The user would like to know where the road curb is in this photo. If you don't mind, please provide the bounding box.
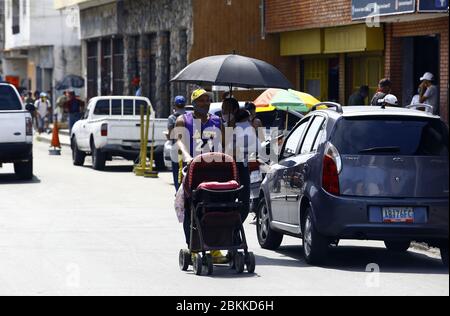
[35,135,71,148]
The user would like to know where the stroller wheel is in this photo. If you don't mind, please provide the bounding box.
[205,254,214,275]
[179,249,191,271]
[227,251,235,269]
[246,252,256,274]
[193,253,203,276]
[234,252,245,274]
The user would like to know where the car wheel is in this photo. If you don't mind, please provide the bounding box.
[72,138,86,166]
[440,245,448,266]
[384,241,411,253]
[302,207,330,265]
[91,141,106,171]
[256,199,283,250]
[14,157,33,180]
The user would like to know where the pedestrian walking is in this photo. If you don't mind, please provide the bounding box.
[371,79,392,106]
[132,76,142,97]
[168,95,187,192]
[24,92,34,105]
[34,93,51,134]
[222,98,259,225]
[56,90,69,123]
[25,98,36,118]
[173,88,226,263]
[418,72,439,115]
[175,89,222,163]
[34,91,41,102]
[245,102,265,143]
[24,92,37,130]
[348,85,369,106]
[64,91,84,133]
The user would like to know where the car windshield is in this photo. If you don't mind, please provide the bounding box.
[0,85,22,111]
[331,116,449,156]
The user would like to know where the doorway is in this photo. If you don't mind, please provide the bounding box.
[401,35,440,107]
[301,57,339,102]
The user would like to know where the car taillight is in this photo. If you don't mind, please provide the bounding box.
[322,142,342,196]
[26,117,33,136]
[101,123,108,137]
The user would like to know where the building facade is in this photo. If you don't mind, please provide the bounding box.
[266,0,449,122]
[3,0,82,100]
[55,0,296,118]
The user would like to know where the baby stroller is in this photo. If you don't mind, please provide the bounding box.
[179,152,256,276]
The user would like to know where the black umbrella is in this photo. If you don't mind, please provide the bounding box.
[55,74,85,90]
[171,54,292,90]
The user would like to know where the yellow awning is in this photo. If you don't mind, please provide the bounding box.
[281,29,323,56]
[324,24,384,54]
[281,24,384,56]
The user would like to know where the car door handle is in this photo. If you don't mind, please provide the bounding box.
[286,195,299,201]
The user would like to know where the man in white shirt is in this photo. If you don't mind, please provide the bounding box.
[35,93,51,134]
[419,72,439,115]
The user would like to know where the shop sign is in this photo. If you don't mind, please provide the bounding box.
[352,0,416,20]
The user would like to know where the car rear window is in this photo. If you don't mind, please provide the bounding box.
[135,100,149,115]
[112,99,122,115]
[0,85,22,111]
[331,116,449,156]
[123,99,134,115]
[94,100,110,115]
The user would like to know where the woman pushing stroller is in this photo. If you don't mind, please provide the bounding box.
[173,89,256,274]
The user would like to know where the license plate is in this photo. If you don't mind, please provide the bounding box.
[382,207,415,223]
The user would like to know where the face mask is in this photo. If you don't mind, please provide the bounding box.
[194,105,209,115]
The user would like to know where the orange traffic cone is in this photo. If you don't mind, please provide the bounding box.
[49,118,62,156]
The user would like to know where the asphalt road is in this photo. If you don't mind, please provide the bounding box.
[0,140,448,296]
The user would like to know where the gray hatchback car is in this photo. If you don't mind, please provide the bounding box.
[257,103,449,265]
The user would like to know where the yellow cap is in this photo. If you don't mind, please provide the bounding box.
[191,89,208,103]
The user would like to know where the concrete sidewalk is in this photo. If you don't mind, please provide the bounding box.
[35,127,71,148]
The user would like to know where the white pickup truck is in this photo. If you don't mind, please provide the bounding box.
[0,83,33,180]
[70,96,168,171]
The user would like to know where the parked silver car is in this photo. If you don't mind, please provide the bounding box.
[257,103,449,266]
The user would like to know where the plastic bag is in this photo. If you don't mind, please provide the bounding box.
[174,183,185,223]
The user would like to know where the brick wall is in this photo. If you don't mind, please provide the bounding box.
[191,0,298,91]
[386,17,449,123]
[265,0,352,33]
[384,23,403,105]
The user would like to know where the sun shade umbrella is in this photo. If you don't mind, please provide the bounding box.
[288,89,321,109]
[171,54,293,90]
[55,74,85,90]
[254,89,320,130]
